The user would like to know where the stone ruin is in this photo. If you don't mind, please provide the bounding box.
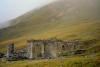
[26,39,83,59]
[6,43,15,60]
[6,39,84,60]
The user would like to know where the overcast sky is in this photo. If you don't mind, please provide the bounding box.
[0,0,55,24]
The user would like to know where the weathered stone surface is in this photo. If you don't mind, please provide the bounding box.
[27,39,82,59]
[6,39,83,60]
[6,43,15,60]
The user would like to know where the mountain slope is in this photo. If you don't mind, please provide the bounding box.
[0,0,100,52]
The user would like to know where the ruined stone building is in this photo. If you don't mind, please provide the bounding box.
[27,39,59,59]
[6,43,15,59]
[26,39,82,59]
[17,48,28,59]
[6,39,83,60]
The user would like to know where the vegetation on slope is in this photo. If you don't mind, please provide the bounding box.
[0,0,100,53]
[0,56,100,67]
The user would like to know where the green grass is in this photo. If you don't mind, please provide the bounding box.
[0,56,100,67]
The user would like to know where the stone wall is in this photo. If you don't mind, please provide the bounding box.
[6,39,83,60]
[6,43,15,59]
[27,39,82,59]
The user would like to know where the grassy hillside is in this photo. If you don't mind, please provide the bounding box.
[0,56,100,67]
[0,0,100,52]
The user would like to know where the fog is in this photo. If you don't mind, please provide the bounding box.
[0,0,56,28]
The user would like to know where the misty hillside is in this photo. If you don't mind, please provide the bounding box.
[0,0,100,52]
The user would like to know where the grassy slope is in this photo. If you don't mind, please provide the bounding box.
[0,56,100,67]
[0,0,100,67]
[0,0,100,52]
